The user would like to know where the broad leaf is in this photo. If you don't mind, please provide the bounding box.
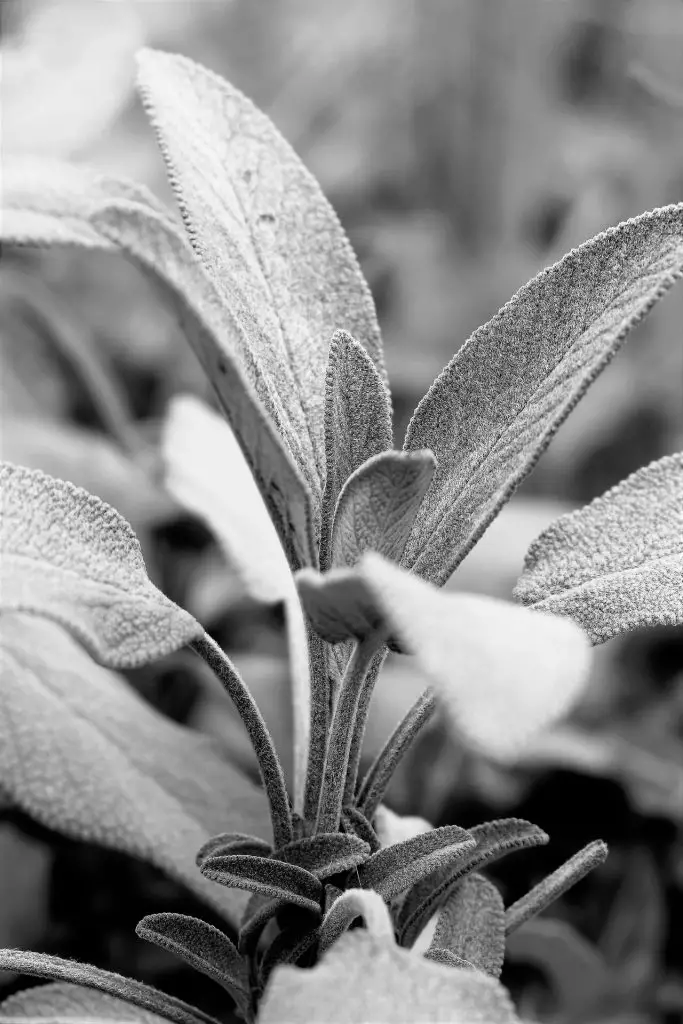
[258,931,521,1023]
[0,951,218,1024]
[514,453,683,642]
[137,48,385,516]
[403,203,683,586]
[0,462,200,667]
[0,983,170,1022]
[298,553,591,758]
[201,854,323,915]
[429,874,505,978]
[320,330,393,568]
[0,613,270,921]
[356,825,475,900]
[2,158,316,571]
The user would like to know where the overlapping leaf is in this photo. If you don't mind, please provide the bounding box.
[428,874,505,978]
[403,203,683,586]
[514,453,683,642]
[0,983,171,1023]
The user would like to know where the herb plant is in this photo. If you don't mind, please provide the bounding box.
[1,48,682,1023]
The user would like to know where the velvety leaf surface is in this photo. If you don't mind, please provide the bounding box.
[357,825,475,900]
[2,158,316,572]
[277,833,370,878]
[403,203,683,586]
[201,854,323,915]
[330,450,436,569]
[195,832,272,866]
[0,613,270,921]
[259,931,521,1023]
[0,462,200,668]
[320,330,393,568]
[430,874,505,978]
[137,48,385,514]
[514,453,683,643]
[0,983,171,1022]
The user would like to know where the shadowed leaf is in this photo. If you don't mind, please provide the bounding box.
[403,203,683,586]
[515,453,683,643]
[319,889,396,956]
[277,833,371,879]
[0,983,171,1022]
[0,462,200,668]
[259,923,321,989]
[202,854,323,915]
[357,825,474,900]
[429,874,505,978]
[238,895,288,957]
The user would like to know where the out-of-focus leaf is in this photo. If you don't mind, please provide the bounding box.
[258,930,521,1023]
[0,613,270,922]
[0,951,218,1024]
[298,553,591,759]
[403,204,683,586]
[320,329,393,568]
[429,874,505,978]
[515,453,683,643]
[0,982,171,1022]
[136,48,386,520]
[319,889,395,955]
[372,805,433,847]
[0,461,200,668]
[0,825,51,955]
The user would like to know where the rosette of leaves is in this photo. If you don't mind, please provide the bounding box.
[1,47,683,1023]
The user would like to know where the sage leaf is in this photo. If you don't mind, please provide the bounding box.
[277,833,371,879]
[137,48,385,515]
[330,450,436,569]
[0,613,270,922]
[201,854,323,915]
[429,874,505,978]
[340,806,381,853]
[357,825,475,900]
[403,203,683,586]
[0,462,200,668]
[424,950,474,969]
[135,914,249,1009]
[371,805,433,848]
[320,330,393,569]
[2,158,316,572]
[0,950,218,1024]
[0,983,171,1022]
[258,923,321,988]
[514,453,683,643]
[319,889,396,956]
[238,895,289,957]
[258,931,521,1023]
[195,833,272,866]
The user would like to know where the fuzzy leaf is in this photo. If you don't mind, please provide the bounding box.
[277,833,371,879]
[201,854,323,915]
[195,833,272,866]
[403,203,683,586]
[0,950,218,1024]
[400,818,549,948]
[2,158,316,572]
[238,895,289,957]
[319,889,396,956]
[429,874,505,978]
[259,931,521,1023]
[136,48,385,517]
[357,825,474,901]
[424,950,474,969]
[0,613,270,922]
[135,913,248,1009]
[372,805,433,848]
[514,453,683,643]
[0,462,200,668]
[300,553,591,757]
[340,807,381,853]
[320,329,393,568]
[330,450,436,570]
[0,983,171,1022]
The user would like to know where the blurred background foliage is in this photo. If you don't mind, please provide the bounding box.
[1,1,682,1021]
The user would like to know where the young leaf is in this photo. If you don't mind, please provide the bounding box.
[320,330,393,569]
[135,913,249,1009]
[514,453,683,643]
[2,159,316,572]
[429,874,505,979]
[0,950,218,1024]
[258,931,521,1023]
[136,48,385,514]
[319,889,396,956]
[195,833,272,866]
[330,450,436,570]
[424,950,474,969]
[356,825,475,901]
[277,833,371,879]
[403,203,683,586]
[0,462,200,668]
[201,854,323,916]
[0,983,172,1022]
[340,806,381,853]
[371,805,433,848]
[0,613,270,922]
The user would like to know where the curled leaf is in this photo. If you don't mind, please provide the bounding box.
[0,982,171,1022]
[195,832,272,867]
[201,854,323,916]
[515,453,683,643]
[277,833,371,879]
[357,824,475,900]
[319,889,396,956]
[429,874,505,978]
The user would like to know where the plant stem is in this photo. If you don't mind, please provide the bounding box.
[192,634,293,849]
[341,646,386,808]
[302,631,334,822]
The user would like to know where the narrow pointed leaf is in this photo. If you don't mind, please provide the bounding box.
[319,889,396,956]
[137,48,385,515]
[424,950,474,969]
[515,453,683,643]
[404,203,683,586]
[0,950,218,1024]
[330,450,436,571]
[196,833,272,866]
[320,330,393,569]
[0,462,200,668]
[259,931,521,1023]
[135,913,248,1008]
[0,613,269,922]
[2,158,316,571]
[0,983,171,1022]
[357,825,475,901]
[506,840,608,934]
[202,854,323,915]
[277,834,370,879]
[429,874,505,978]
[340,806,381,853]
